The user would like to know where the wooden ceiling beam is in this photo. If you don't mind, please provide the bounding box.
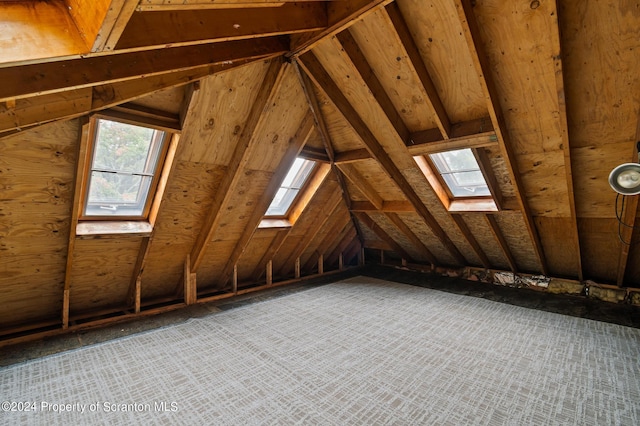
[0,61,257,135]
[217,111,315,287]
[454,0,548,274]
[486,214,517,273]
[384,212,438,265]
[115,4,327,50]
[451,214,491,269]
[385,2,451,138]
[298,52,467,265]
[616,115,640,286]
[336,29,410,144]
[350,200,415,212]
[336,163,384,210]
[190,57,288,271]
[0,36,289,103]
[354,212,414,262]
[549,5,583,282]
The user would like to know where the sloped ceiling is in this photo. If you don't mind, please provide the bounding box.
[0,0,639,342]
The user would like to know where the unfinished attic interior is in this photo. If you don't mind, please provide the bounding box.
[1,0,640,347]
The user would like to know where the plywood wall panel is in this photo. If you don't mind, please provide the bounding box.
[349,9,438,132]
[0,120,78,328]
[196,240,240,291]
[352,159,406,201]
[535,216,580,279]
[397,212,456,266]
[179,61,269,165]
[141,161,226,300]
[237,228,281,283]
[396,0,487,123]
[70,237,142,315]
[132,86,186,115]
[316,89,367,153]
[578,218,619,283]
[460,213,510,271]
[560,1,640,149]
[494,212,540,274]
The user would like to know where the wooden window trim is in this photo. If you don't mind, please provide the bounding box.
[414,148,501,212]
[76,110,179,235]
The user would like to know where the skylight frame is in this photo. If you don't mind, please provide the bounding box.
[264,157,318,219]
[428,149,492,199]
[80,116,172,221]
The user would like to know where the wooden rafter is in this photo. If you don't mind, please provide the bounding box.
[350,200,414,212]
[216,111,315,286]
[354,212,414,262]
[616,114,640,286]
[454,0,548,274]
[298,51,467,265]
[384,2,451,138]
[451,214,491,269]
[384,212,438,265]
[486,214,517,273]
[116,4,327,50]
[190,58,288,271]
[335,29,410,143]
[336,163,384,210]
[0,37,288,103]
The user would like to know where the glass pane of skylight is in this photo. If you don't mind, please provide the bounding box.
[429,149,490,198]
[84,119,166,217]
[265,158,315,216]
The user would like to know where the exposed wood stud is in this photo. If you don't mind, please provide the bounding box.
[251,229,290,282]
[134,276,142,314]
[127,236,152,308]
[184,254,197,305]
[233,264,238,294]
[318,254,324,274]
[302,212,351,274]
[295,257,301,279]
[266,260,273,285]
[616,114,640,286]
[360,247,366,266]
[339,253,344,270]
[62,119,92,329]
[486,214,517,273]
[384,212,438,265]
[298,52,467,265]
[451,214,491,269]
[454,0,547,274]
[190,57,288,271]
[384,2,451,138]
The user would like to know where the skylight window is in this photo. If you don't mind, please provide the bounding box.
[429,149,490,198]
[83,118,168,218]
[265,158,316,217]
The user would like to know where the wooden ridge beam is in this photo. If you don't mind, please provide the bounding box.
[454,0,547,274]
[451,214,491,269]
[217,111,315,286]
[190,57,288,271]
[116,3,327,50]
[486,214,517,273]
[298,52,466,265]
[616,115,640,286]
[0,36,289,102]
[354,212,414,262]
[384,212,438,265]
[385,2,451,138]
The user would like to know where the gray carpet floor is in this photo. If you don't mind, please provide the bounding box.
[1,276,639,425]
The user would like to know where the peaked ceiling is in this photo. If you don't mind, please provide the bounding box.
[1,0,639,343]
